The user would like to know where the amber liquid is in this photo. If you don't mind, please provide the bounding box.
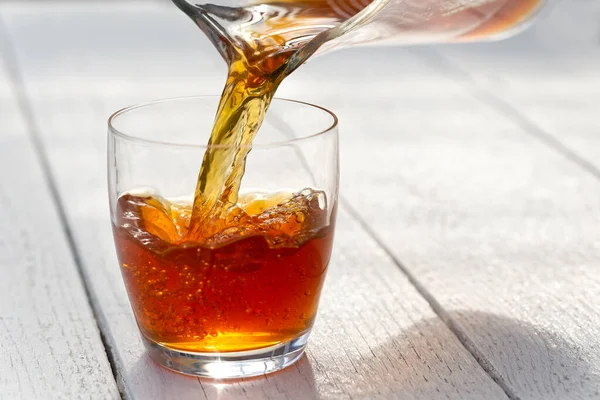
[113,190,335,352]
[113,0,543,353]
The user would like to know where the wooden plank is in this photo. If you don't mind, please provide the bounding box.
[0,25,119,399]
[402,7,600,395]
[285,38,600,398]
[417,0,600,173]
[2,4,509,399]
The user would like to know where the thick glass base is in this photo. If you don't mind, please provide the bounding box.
[142,331,311,379]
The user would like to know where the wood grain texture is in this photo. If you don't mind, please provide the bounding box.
[0,28,119,399]
[1,4,509,399]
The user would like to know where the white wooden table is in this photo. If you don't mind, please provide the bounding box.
[1,1,599,399]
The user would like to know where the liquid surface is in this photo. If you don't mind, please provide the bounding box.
[113,189,335,352]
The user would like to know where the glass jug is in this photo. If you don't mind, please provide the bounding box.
[172,0,545,70]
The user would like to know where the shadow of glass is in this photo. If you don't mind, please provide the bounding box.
[336,310,600,399]
[129,311,598,399]
[444,310,600,400]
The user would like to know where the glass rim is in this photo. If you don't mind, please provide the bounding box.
[108,95,339,149]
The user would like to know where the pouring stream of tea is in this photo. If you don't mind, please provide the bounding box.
[170,0,376,240]
[171,0,542,240]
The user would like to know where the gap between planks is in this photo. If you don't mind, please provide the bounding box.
[0,15,125,400]
[339,198,520,400]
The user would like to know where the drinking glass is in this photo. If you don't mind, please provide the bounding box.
[108,96,339,378]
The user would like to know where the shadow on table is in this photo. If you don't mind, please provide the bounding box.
[440,310,600,399]
[353,310,600,399]
[129,311,599,399]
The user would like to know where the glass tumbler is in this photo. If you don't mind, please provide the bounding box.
[108,96,339,379]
